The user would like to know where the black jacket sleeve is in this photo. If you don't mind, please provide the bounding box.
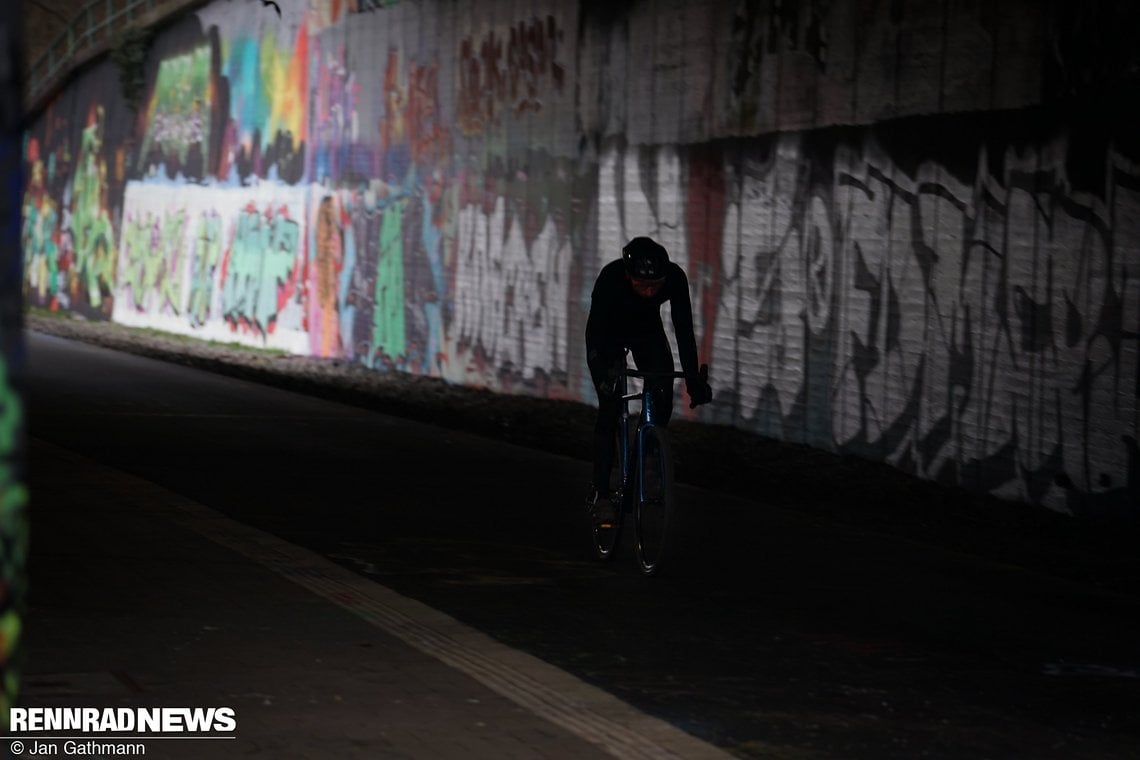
[585,266,620,359]
[668,265,700,378]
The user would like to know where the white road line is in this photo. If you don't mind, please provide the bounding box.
[34,439,737,760]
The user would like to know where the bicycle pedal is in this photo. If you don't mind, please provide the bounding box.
[592,507,618,526]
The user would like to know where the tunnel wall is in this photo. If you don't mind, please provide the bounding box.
[21,0,1140,517]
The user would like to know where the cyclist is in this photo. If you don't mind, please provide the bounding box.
[584,236,712,522]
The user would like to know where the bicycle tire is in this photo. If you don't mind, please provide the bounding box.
[634,425,675,576]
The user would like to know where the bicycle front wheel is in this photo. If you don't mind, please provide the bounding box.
[634,425,676,576]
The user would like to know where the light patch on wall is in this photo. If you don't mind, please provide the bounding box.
[702,131,1139,512]
[450,196,572,385]
[112,183,309,354]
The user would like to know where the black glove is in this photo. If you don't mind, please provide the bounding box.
[594,357,625,400]
[686,364,712,408]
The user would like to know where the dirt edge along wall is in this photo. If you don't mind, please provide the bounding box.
[20,0,1140,517]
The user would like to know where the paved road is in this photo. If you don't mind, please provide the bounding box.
[25,332,1140,759]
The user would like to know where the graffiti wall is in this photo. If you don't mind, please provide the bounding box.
[21,0,1139,516]
[23,60,132,320]
[112,183,309,352]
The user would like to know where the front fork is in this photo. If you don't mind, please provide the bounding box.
[616,374,630,502]
[635,387,659,507]
[618,377,658,508]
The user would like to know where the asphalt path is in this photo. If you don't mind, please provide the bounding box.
[25,332,1140,759]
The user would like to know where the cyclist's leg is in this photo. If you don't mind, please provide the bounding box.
[587,349,623,494]
[630,328,675,425]
[586,349,624,556]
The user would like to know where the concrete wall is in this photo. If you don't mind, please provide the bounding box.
[21,0,1139,517]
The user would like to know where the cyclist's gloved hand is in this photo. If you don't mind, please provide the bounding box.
[687,379,712,408]
[595,359,624,400]
[686,365,712,409]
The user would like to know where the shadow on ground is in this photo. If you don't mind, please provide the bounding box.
[24,312,1140,596]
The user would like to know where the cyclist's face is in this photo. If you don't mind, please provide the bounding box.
[629,275,665,298]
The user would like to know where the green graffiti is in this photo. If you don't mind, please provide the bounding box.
[72,116,115,309]
[21,198,60,303]
[188,211,223,327]
[0,610,20,678]
[371,203,406,364]
[0,355,28,731]
[158,210,186,313]
[222,208,300,334]
[0,359,22,457]
[121,215,152,309]
[0,611,21,731]
[121,209,185,314]
[141,47,212,168]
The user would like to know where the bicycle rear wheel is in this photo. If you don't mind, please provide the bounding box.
[634,425,675,576]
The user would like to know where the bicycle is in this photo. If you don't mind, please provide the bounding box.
[589,359,709,576]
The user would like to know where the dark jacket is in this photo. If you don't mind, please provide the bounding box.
[584,259,699,378]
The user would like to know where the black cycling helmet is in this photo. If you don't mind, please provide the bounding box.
[622,236,669,281]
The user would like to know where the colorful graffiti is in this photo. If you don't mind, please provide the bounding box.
[189,210,224,328]
[22,61,130,318]
[307,173,456,372]
[113,185,308,352]
[19,0,1139,517]
[70,106,118,313]
[0,355,26,734]
[120,206,186,315]
[305,45,455,371]
[23,108,118,317]
[22,137,61,307]
[308,193,346,356]
[223,202,303,336]
[192,1,308,183]
[308,42,365,183]
[140,47,213,178]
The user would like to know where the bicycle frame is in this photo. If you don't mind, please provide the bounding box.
[591,355,707,574]
[614,371,634,503]
[613,365,683,508]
